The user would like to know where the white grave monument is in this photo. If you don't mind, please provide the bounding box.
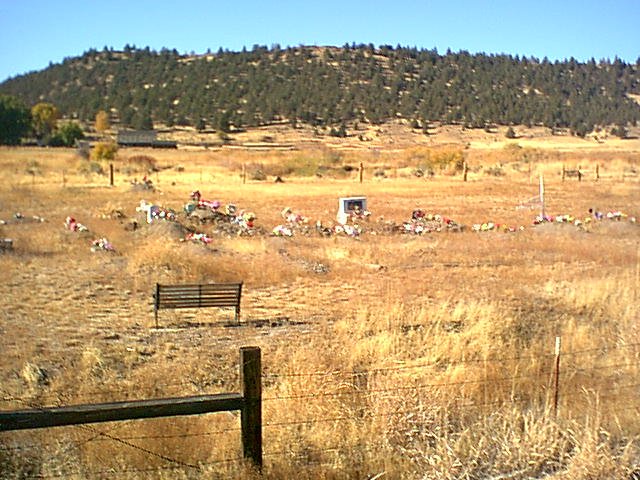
[337,196,367,224]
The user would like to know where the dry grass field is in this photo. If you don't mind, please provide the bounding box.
[0,129,639,479]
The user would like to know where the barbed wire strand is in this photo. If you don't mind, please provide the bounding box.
[263,342,640,379]
[5,352,635,408]
[3,345,637,408]
[263,370,554,402]
[19,455,245,480]
[564,360,639,374]
[4,388,637,453]
[0,378,227,405]
[4,359,636,412]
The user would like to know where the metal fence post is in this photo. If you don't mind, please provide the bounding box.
[553,336,561,418]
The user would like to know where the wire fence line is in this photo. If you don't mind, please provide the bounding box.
[263,341,640,379]
[1,342,638,478]
[3,360,630,409]
[0,377,217,406]
[5,388,637,453]
[8,441,395,479]
[262,372,549,402]
[3,341,637,409]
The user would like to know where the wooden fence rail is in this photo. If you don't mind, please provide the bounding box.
[0,346,262,470]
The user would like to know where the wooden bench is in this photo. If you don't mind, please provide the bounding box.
[153,282,243,327]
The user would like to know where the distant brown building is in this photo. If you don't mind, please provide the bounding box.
[117,130,177,148]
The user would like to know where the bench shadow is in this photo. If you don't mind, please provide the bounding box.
[171,316,308,329]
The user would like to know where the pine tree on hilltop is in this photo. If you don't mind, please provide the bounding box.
[0,45,638,135]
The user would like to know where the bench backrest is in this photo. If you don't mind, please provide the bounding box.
[154,282,243,325]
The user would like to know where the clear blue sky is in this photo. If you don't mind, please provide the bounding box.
[1,0,638,82]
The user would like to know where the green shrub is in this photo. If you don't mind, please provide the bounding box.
[91,142,118,161]
[47,122,84,147]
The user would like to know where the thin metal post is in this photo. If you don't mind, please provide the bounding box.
[553,336,561,417]
[539,174,545,219]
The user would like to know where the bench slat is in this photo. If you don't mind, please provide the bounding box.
[158,296,240,302]
[159,287,241,293]
[158,284,241,290]
[159,290,241,295]
[158,300,239,307]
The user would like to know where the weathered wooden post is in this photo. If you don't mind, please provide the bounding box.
[241,346,262,470]
[463,161,468,182]
[109,163,114,187]
[242,164,247,184]
[359,162,364,184]
[577,165,582,182]
[595,164,600,181]
[561,164,566,182]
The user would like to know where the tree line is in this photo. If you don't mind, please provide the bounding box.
[0,97,84,146]
[1,44,639,140]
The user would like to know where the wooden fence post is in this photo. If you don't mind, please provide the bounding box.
[595,164,600,181]
[463,161,468,182]
[242,164,247,184]
[109,163,114,187]
[241,346,262,470]
[553,336,561,418]
[561,165,566,182]
[577,165,582,182]
[359,162,363,184]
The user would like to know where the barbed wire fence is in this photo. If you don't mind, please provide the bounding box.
[1,340,639,479]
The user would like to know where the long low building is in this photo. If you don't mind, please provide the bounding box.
[117,130,177,148]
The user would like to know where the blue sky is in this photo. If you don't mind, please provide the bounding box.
[0,0,638,82]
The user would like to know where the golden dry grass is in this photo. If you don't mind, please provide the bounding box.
[0,139,639,479]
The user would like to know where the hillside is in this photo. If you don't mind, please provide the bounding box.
[1,45,639,137]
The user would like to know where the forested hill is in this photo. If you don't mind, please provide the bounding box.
[2,44,639,136]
